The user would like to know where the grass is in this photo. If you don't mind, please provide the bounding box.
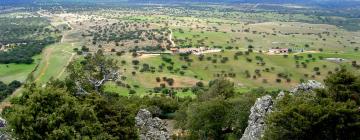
[175,91,197,98]
[31,43,77,84]
[0,55,40,84]
[171,20,358,53]
[0,42,77,85]
[104,81,197,98]
[109,50,358,95]
[173,28,235,47]
[104,82,133,96]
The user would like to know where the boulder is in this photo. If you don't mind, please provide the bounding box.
[240,95,273,140]
[290,80,324,93]
[241,81,324,140]
[275,91,285,100]
[0,117,6,128]
[0,133,10,140]
[0,117,10,140]
[135,109,171,140]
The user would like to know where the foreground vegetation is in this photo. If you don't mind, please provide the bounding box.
[265,69,360,140]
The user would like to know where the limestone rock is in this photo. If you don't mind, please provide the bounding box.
[275,91,285,100]
[0,133,11,140]
[0,117,10,140]
[290,80,324,93]
[0,117,6,128]
[240,95,273,140]
[135,109,171,140]
[241,81,324,140]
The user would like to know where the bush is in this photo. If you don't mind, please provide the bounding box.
[129,89,136,94]
[156,77,161,82]
[166,78,174,86]
[0,80,21,101]
[132,60,140,65]
[264,69,360,140]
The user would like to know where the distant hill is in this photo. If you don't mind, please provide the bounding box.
[129,0,360,3]
[1,0,359,7]
[0,0,33,4]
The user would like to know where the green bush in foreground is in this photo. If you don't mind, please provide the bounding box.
[264,69,360,140]
[3,82,138,140]
[175,78,265,139]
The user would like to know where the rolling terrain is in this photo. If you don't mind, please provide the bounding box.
[0,1,360,140]
[1,4,359,98]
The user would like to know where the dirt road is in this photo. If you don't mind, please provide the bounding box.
[57,48,76,79]
[34,47,53,82]
[168,29,176,47]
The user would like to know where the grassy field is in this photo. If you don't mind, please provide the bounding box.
[172,21,359,52]
[31,43,77,84]
[104,81,197,98]
[0,55,40,83]
[104,49,359,97]
[0,42,77,84]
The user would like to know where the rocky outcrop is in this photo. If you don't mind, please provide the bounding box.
[0,134,11,140]
[290,80,324,93]
[275,91,285,100]
[135,109,171,140]
[240,95,273,140]
[0,117,6,128]
[0,117,10,140]
[241,80,325,140]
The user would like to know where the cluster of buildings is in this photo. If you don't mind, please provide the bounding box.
[267,48,309,54]
[170,47,221,55]
[268,48,289,54]
[0,43,25,52]
[136,46,303,57]
[137,47,222,56]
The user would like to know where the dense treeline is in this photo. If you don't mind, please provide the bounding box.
[0,17,55,44]
[0,37,59,64]
[0,16,61,64]
[0,80,21,101]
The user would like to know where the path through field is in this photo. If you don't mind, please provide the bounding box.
[34,47,53,82]
[169,29,176,47]
[57,45,76,79]
[0,11,79,111]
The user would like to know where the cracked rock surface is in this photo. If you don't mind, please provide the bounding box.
[240,95,273,140]
[135,109,171,140]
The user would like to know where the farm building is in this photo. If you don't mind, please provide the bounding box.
[268,48,289,54]
[170,47,221,55]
